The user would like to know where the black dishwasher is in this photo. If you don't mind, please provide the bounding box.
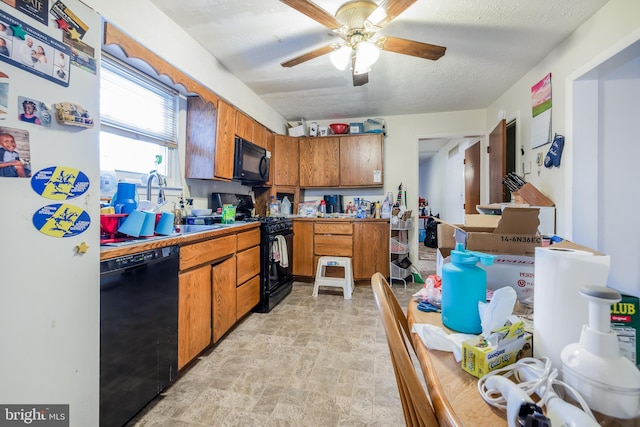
[100,245,179,427]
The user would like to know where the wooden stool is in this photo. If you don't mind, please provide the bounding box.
[312,256,354,299]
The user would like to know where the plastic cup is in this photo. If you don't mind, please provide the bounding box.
[155,212,175,235]
[117,210,145,237]
[140,211,157,236]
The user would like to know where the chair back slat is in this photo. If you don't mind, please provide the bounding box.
[371,272,439,427]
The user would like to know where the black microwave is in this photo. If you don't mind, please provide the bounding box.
[233,136,270,184]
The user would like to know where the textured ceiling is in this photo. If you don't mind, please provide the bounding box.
[149,0,608,122]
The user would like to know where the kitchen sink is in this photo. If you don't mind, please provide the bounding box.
[180,224,224,234]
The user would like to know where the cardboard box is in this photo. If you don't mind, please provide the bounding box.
[308,122,318,137]
[439,207,542,256]
[288,124,305,137]
[349,122,364,134]
[611,294,640,368]
[462,321,533,378]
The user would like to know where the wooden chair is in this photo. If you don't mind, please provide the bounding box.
[371,272,439,426]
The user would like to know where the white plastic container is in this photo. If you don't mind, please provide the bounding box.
[281,196,292,215]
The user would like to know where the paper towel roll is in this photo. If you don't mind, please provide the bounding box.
[533,246,610,372]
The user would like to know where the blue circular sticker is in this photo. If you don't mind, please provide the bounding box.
[30,166,90,200]
[33,204,91,238]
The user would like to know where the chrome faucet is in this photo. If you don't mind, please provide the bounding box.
[146,170,166,208]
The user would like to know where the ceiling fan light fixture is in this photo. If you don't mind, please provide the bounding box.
[355,40,380,67]
[330,45,351,70]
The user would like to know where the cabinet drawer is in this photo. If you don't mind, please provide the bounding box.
[236,275,260,319]
[237,228,260,251]
[314,222,352,235]
[236,245,260,284]
[180,235,236,270]
[314,235,352,256]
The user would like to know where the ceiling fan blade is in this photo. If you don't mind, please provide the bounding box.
[379,36,446,60]
[281,44,334,67]
[280,0,342,30]
[369,0,416,27]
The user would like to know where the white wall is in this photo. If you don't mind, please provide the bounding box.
[313,110,486,262]
[485,0,640,238]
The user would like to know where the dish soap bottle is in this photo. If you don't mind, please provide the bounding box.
[172,202,182,232]
[381,198,391,218]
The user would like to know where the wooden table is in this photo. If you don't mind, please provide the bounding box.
[407,299,507,427]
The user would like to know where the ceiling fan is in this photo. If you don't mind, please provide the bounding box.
[280,0,446,86]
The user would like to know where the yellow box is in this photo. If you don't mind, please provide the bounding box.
[461,321,532,378]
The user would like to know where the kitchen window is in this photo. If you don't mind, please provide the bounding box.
[99,54,180,187]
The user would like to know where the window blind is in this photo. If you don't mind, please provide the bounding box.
[100,55,178,147]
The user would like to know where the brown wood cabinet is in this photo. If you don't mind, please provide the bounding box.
[177,226,261,368]
[212,255,236,343]
[274,134,299,186]
[293,219,389,281]
[252,121,268,148]
[178,265,212,369]
[185,96,217,179]
[185,97,235,181]
[293,220,314,277]
[340,134,383,187]
[353,222,390,278]
[313,222,353,258]
[236,110,253,141]
[298,134,383,188]
[215,100,236,180]
[299,137,340,187]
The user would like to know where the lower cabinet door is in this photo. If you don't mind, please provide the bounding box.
[237,275,260,319]
[178,265,212,369]
[212,256,237,343]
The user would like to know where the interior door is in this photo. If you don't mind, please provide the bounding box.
[464,141,481,214]
[489,119,507,203]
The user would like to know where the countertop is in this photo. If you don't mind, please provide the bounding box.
[101,216,391,260]
[100,221,260,261]
[293,217,390,222]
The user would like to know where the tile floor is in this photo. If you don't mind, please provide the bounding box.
[128,247,437,427]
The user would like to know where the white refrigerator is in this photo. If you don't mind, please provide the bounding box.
[0,0,101,425]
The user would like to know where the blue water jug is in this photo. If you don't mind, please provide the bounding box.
[441,243,496,334]
[111,182,138,214]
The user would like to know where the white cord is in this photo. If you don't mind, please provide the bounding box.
[477,357,596,420]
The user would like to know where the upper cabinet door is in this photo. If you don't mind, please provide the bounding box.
[252,122,268,149]
[235,111,253,141]
[339,134,383,187]
[274,134,299,187]
[215,100,236,180]
[299,137,340,187]
[186,96,217,179]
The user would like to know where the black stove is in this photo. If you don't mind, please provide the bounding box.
[259,216,294,233]
[253,216,294,313]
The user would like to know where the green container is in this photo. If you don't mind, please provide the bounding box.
[222,204,236,224]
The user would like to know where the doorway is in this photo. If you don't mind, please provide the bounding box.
[488,119,517,204]
[571,38,640,297]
